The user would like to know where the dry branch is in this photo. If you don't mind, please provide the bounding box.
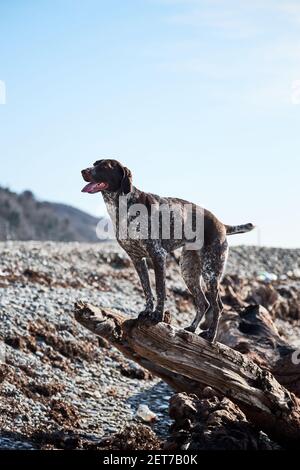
[74,301,300,447]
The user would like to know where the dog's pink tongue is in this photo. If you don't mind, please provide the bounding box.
[81,182,108,193]
[82,182,99,193]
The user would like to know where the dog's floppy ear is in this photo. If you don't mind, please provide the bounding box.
[120,166,133,194]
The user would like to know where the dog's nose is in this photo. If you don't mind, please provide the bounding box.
[81,168,94,182]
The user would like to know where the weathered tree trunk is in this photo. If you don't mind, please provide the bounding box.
[217,304,292,366]
[74,301,300,447]
[217,304,300,396]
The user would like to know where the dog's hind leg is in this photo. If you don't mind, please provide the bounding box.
[180,248,210,333]
[200,295,223,331]
[200,287,223,342]
[200,240,228,342]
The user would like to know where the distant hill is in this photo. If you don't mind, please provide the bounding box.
[0,187,101,242]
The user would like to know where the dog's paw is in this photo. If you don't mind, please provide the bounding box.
[184,325,196,333]
[199,329,216,343]
[150,310,164,324]
[138,309,164,326]
[138,309,153,321]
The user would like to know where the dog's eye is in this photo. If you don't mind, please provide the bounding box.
[93,159,104,167]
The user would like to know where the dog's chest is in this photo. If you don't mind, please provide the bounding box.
[102,192,148,259]
[103,196,116,220]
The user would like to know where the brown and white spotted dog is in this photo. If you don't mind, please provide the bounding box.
[81,159,254,343]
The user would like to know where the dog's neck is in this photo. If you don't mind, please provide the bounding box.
[101,187,142,239]
[101,186,139,219]
[101,189,120,207]
[101,186,138,203]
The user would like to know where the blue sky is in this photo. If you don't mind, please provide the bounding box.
[0,0,299,247]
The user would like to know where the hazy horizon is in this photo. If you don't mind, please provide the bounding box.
[1,0,299,248]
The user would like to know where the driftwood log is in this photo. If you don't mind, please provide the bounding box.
[74,301,300,447]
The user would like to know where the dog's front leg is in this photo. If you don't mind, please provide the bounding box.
[150,251,167,323]
[133,258,154,315]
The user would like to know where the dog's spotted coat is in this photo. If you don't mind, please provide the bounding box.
[82,159,254,342]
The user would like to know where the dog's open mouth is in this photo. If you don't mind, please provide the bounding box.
[81,182,109,193]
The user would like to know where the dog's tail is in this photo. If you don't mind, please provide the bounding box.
[225,223,255,236]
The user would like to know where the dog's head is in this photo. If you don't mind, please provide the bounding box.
[81,159,132,195]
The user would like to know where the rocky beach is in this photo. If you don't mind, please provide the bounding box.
[1,241,300,449]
